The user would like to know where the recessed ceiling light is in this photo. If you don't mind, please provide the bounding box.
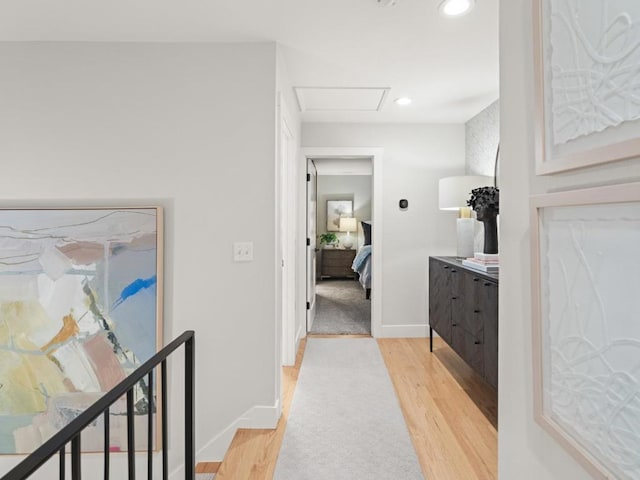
[395,97,412,106]
[439,0,476,17]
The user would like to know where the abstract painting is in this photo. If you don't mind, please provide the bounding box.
[0,208,163,454]
[531,184,640,479]
[326,200,352,232]
[533,0,640,174]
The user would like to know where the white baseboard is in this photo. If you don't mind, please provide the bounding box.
[295,324,304,351]
[239,402,280,429]
[169,401,280,479]
[379,324,428,338]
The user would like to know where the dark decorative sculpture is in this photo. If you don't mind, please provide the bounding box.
[467,186,499,254]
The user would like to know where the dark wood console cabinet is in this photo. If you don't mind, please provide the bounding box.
[429,256,498,389]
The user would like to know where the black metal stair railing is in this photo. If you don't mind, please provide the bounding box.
[1,330,195,480]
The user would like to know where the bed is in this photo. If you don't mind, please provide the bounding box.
[351,221,372,299]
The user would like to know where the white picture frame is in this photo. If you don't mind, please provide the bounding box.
[326,200,353,232]
[533,0,640,174]
[530,183,640,479]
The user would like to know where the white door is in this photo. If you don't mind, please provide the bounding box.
[306,159,318,332]
[280,102,297,366]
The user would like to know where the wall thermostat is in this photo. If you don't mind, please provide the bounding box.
[399,199,408,209]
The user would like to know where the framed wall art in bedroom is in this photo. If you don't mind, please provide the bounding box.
[0,207,163,454]
[533,0,640,174]
[530,183,640,478]
[326,200,353,232]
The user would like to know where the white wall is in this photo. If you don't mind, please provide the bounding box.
[0,42,281,476]
[500,1,640,477]
[303,124,465,336]
[317,175,372,249]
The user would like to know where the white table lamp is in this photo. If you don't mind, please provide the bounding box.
[339,217,357,249]
[439,175,493,258]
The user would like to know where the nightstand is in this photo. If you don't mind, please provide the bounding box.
[320,248,357,279]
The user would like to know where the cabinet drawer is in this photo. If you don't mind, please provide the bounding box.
[323,250,355,262]
[429,258,453,346]
[323,256,353,266]
[452,326,484,377]
[481,280,499,389]
[460,314,483,339]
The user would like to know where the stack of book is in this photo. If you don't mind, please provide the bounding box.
[462,253,499,273]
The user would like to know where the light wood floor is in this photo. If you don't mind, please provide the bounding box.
[211,336,497,480]
[379,337,497,479]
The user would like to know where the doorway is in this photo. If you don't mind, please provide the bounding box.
[310,165,372,334]
[302,147,383,338]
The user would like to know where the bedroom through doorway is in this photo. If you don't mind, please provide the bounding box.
[307,157,372,336]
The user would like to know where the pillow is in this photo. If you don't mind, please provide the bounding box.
[361,221,372,246]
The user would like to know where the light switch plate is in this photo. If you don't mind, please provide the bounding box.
[233,242,253,262]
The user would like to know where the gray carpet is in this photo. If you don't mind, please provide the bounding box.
[273,338,424,480]
[310,279,371,335]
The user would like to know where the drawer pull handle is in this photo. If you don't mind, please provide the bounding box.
[452,323,457,326]
[484,282,491,286]
[452,296,458,300]
[451,269,457,273]
[474,309,480,313]
[473,278,480,282]
[443,265,449,269]
[474,340,481,345]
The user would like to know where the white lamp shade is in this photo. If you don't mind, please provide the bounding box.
[339,217,357,232]
[438,175,493,210]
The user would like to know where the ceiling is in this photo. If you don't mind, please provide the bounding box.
[0,0,499,123]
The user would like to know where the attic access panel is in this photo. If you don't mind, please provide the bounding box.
[294,87,389,112]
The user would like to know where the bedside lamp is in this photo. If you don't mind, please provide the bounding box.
[439,175,493,257]
[339,217,357,249]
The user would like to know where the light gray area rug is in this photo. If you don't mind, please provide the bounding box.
[310,280,371,335]
[273,338,424,480]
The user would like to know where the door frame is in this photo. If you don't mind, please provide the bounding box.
[300,147,383,338]
[306,159,318,333]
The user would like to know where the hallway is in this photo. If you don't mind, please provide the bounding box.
[214,336,497,479]
[309,279,371,335]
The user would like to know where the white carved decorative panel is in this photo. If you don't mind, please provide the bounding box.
[533,0,640,174]
[531,183,640,479]
[550,1,640,145]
